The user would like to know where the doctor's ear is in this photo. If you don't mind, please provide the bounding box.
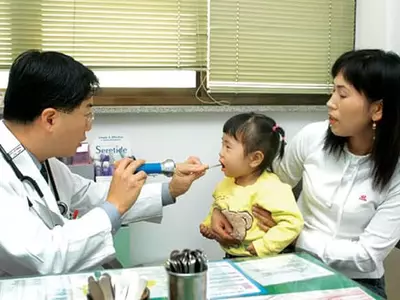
[40,108,60,129]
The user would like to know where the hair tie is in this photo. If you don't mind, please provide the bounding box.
[272,124,279,132]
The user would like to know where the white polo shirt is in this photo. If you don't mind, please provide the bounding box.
[274,120,400,279]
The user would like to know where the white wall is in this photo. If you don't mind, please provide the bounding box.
[355,0,400,53]
[87,111,327,265]
[387,0,400,54]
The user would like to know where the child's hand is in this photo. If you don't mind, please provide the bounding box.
[247,243,257,256]
[199,224,216,240]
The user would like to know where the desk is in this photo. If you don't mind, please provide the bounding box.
[0,252,384,299]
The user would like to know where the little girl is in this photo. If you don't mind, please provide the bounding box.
[200,112,304,258]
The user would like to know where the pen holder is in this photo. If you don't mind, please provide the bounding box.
[167,270,207,300]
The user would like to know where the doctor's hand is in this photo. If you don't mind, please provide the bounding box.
[107,158,148,215]
[168,156,208,199]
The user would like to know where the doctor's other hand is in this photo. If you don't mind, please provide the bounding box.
[211,208,240,247]
[169,156,208,198]
[107,158,148,215]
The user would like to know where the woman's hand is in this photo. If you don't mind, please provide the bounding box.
[252,205,298,248]
[199,224,216,240]
[247,243,257,256]
[211,208,240,246]
[252,204,277,231]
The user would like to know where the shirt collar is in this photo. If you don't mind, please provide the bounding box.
[26,150,42,170]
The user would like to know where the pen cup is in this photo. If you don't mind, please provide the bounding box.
[167,270,207,300]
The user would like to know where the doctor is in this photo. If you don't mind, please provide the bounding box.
[0,50,208,277]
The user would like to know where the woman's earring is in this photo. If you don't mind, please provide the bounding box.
[372,122,376,140]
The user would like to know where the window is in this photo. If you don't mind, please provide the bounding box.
[0,0,11,67]
[0,0,207,70]
[207,0,356,94]
[0,0,356,105]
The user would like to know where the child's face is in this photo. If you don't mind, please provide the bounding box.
[219,133,253,177]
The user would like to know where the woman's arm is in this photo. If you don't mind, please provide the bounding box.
[211,201,279,242]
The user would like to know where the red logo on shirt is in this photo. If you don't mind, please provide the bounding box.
[359,195,367,201]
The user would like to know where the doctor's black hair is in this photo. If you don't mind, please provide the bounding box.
[324,49,400,191]
[223,112,286,174]
[3,50,99,124]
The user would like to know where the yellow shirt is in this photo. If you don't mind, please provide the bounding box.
[202,171,304,257]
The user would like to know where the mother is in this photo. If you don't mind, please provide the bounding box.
[210,49,400,299]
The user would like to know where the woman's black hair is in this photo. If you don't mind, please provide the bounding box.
[324,49,400,191]
[4,49,99,124]
[223,112,285,173]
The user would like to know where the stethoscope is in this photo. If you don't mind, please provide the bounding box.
[0,144,69,227]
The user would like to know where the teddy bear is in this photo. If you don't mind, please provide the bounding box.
[221,209,253,242]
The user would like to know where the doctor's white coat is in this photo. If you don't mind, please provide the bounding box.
[0,120,164,277]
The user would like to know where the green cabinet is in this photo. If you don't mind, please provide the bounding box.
[113,225,131,267]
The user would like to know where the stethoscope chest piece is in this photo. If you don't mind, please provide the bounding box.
[57,202,69,217]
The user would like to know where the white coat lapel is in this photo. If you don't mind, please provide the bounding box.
[0,121,64,220]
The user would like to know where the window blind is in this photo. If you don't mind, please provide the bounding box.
[207,0,355,94]
[0,0,207,69]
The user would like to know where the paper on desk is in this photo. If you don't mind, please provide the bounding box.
[132,266,168,299]
[0,273,88,300]
[0,269,147,300]
[0,262,260,300]
[207,260,262,298]
[226,287,374,299]
[134,261,263,299]
[234,254,334,286]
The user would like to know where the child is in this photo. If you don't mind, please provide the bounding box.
[200,112,304,258]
